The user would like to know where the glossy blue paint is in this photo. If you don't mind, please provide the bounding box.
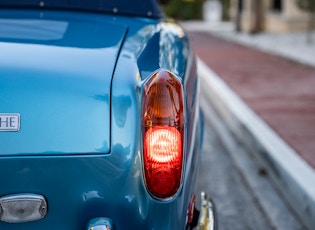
[0,10,127,155]
[0,7,203,230]
[111,17,201,229]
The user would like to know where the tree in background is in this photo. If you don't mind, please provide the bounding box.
[163,0,231,21]
[163,0,205,20]
[251,0,264,34]
[220,0,230,21]
[235,0,243,32]
[296,0,315,43]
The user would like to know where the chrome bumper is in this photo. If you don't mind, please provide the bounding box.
[86,191,217,230]
[193,192,216,230]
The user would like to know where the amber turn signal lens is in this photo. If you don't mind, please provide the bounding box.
[142,70,184,199]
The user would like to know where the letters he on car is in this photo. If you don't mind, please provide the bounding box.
[0,114,20,131]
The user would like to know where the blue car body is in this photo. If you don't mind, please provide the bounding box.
[0,1,210,229]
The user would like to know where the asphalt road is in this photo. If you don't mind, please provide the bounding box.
[196,86,306,230]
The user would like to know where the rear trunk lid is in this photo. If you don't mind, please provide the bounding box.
[0,10,127,155]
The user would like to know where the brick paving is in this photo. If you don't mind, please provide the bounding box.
[190,31,315,169]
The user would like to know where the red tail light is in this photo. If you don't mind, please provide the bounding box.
[142,70,184,199]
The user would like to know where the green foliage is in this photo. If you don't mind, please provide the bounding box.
[220,0,230,21]
[163,0,205,20]
[296,0,315,12]
[296,0,315,43]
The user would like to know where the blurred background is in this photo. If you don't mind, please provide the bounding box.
[164,0,315,37]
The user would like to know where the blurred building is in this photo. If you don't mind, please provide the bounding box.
[230,0,310,32]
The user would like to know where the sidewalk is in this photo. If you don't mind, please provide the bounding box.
[181,21,315,68]
[180,21,315,229]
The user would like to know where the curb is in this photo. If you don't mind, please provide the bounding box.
[197,58,315,229]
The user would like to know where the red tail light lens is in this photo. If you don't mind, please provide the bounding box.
[142,70,184,199]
